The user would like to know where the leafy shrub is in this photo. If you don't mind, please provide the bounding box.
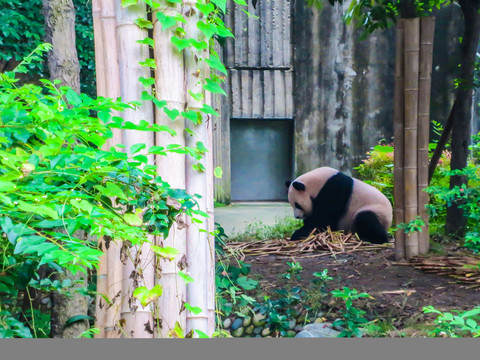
[0,46,205,337]
[423,306,480,337]
[355,143,394,204]
[331,287,371,337]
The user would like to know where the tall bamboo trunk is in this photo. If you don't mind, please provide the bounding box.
[205,88,216,337]
[393,19,405,261]
[417,17,435,254]
[184,2,209,336]
[43,0,90,338]
[115,1,155,338]
[100,0,123,338]
[92,0,108,339]
[403,18,420,261]
[153,3,187,337]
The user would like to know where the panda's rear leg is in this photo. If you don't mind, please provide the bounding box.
[352,211,389,244]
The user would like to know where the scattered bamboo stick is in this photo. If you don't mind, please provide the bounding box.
[224,228,392,262]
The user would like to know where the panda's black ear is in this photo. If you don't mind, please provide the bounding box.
[285,180,292,188]
[292,181,306,191]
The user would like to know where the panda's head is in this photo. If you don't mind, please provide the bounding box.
[285,180,313,220]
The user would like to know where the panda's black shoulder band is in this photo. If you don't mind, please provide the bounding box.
[310,171,354,230]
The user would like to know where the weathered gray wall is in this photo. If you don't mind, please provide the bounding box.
[214,0,466,202]
[293,1,464,177]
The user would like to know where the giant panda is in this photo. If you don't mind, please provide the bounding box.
[285,167,392,244]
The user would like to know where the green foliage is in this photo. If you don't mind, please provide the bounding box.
[423,306,480,337]
[355,143,394,204]
[395,216,425,234]
[73,0,96,97]
[228,217,303,242]
[0,0,45,75]
[426,165,480,249]
[331,287,371,337]
[325,0,448,37]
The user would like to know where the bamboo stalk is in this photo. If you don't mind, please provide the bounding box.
[115,1,155,338]
[393,19,406,261]
[92,0,107,338]
[153,3,187,338]
[417,17,435,255]
[100,0,123,338]
[403,18,420,261]
[184,1,209,336]
[204,59,216,337]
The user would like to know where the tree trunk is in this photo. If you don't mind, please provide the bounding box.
[445,0,480,237]
[43,0,89,338]
[43,0,80,92]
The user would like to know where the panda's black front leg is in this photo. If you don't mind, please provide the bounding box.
[290,219,317,241]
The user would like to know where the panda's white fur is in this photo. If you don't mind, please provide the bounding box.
[286,167,392,242]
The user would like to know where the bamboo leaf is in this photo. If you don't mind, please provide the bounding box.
[197,22,217,39]
[201,104,219,116]
[171,36,190,51]
[121,0,138,7]
[0,180,16,192]
[214,166,223,178]
[124,213,142,226]
[136,38,155,47]
[138,77,155,87]
[184,303,202,315]
[151,245,179,260]
[211,0,227,13]
[134,18,153,29]
[164,107,180,121]
[178,271,194,284]
[205,55,227,75]
[130,143,146,155]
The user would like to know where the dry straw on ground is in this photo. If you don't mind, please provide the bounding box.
[224,228,392,261]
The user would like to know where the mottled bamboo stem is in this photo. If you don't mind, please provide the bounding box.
[153,2,187,337]
[417,17,435,255]
[100,0,123,338]
[115,0,155,338]
[393,19,405,262]
[403,18,420,261]
[92,0,107,338]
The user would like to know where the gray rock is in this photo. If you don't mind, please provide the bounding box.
[252,313,266,327]
[231,327,244,337]
[253,327,263,335]
[261,327,271,337]
[294,323,340,338]
[223,318,232,329]
[288,320,296,330]
[243,316,252,327]
[245,325,254,335]
[231,318,243,331]
[294,325,303,332]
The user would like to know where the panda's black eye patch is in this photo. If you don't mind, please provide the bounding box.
[295,203,303,210]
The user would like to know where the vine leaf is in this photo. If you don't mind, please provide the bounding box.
[171,36,190,52]
[203,78,226,95]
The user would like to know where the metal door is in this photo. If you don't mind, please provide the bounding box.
[225,0,294,201]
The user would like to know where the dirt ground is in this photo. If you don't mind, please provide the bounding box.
[245,245,480,335]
